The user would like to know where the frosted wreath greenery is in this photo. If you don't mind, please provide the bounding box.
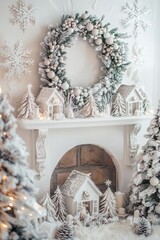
[39,11,129,111]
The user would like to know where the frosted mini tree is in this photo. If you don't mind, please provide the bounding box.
[40,192,57,222]
[75,93,99,118]
[100,180,117,217]
[129,101,160,223]
[111,93,126,117]
[18,83,37,119]
[0,94,45,239]
[52,186,67,222]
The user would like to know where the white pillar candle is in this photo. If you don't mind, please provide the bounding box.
[114,191,124,208]
[133,209,140,224]
[118,207,126,215]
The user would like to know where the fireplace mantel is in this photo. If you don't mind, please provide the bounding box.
[18,115,152,130]
[18,115,152,179]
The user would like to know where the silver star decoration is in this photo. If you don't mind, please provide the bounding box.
[105,179,112,187]
[0,41,34,79]
[122,0,151,38]
[9,0,36,32]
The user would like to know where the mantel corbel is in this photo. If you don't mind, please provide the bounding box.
[35,128,48,178]
[125,124,142,166]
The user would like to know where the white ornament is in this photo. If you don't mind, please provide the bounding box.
[92,28,99,36]
[122,0,151,38]
[9,0,36,32]
[74,88,81,96]
[81,12,89,20]
[44,59,50,66]
[105,36,114,45]
[54,76,59,82]
[155,204,160,214]
[114,44,119,50]
[86,23,94,31]
[95,38,102,45]
[68,28,74,34]
[0,41,34,79]
[47,71,55,79]
[62,82,69,90]
[103,32,110,38]
[150,176,159,186]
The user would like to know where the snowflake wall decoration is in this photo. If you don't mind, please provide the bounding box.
[0,41,34,79]
[127,43,145,83]
[9,0,36,32]
[122,0,151,38]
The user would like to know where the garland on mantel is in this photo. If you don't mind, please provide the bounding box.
[39,11,129,112]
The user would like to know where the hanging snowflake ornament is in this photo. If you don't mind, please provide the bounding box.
[9,0,36,32]
[127,43,145,82]
[122,0,151,38]
[0,41,34,79]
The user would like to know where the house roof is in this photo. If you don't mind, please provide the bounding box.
[115,84,145,101]
[116,84,136,99]
[61,170,102,197]
[36,87,64,104]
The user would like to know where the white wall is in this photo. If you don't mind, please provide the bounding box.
[0,0,159,108]
[0,0,159,196]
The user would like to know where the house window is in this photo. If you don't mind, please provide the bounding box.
[77,202,82,212]
[93,200,97,213]
[128,102,132,115]
[139,101,143,111]
[48,105,53,118]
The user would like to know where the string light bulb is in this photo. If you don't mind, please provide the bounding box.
[2,175,7,181]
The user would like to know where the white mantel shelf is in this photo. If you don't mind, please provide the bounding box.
[18,115,152,130]
[18,115,152,178]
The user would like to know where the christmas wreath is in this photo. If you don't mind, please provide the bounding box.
[39,11,129,112]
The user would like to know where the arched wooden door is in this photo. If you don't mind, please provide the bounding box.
[50,144,116,196]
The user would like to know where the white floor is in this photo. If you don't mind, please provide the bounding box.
[74,221,160,240]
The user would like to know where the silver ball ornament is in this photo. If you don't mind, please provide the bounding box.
[95,38,102,46]
[105,36,114,45]
[155,204,160,214]
[47,71,55,79]
[150,176,159,186]
[68,28,74,34]
[62,82,69,90]
[54,76,59,82]
[86,23,94,31]
[44,59,50,66]
[103,32,110,39]
[81,12,89,20]
[92,28,99,36]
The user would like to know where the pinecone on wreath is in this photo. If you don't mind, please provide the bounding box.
[55,223,74,240]
[134,217,152,236]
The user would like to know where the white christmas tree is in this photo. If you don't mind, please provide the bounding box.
[100,180,117,217]
[0,93,45,239]
[18,83,37,119]
[111,93,126,117]
[40,193,57,222]
[129,101,160,223]
[52,186,67,222]
[75,93,99,118]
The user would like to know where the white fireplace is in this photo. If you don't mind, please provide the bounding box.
[18,115,151,200]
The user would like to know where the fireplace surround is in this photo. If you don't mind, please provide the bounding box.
[18,115,152,199]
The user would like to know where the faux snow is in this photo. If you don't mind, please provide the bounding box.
[74,221,160,240]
